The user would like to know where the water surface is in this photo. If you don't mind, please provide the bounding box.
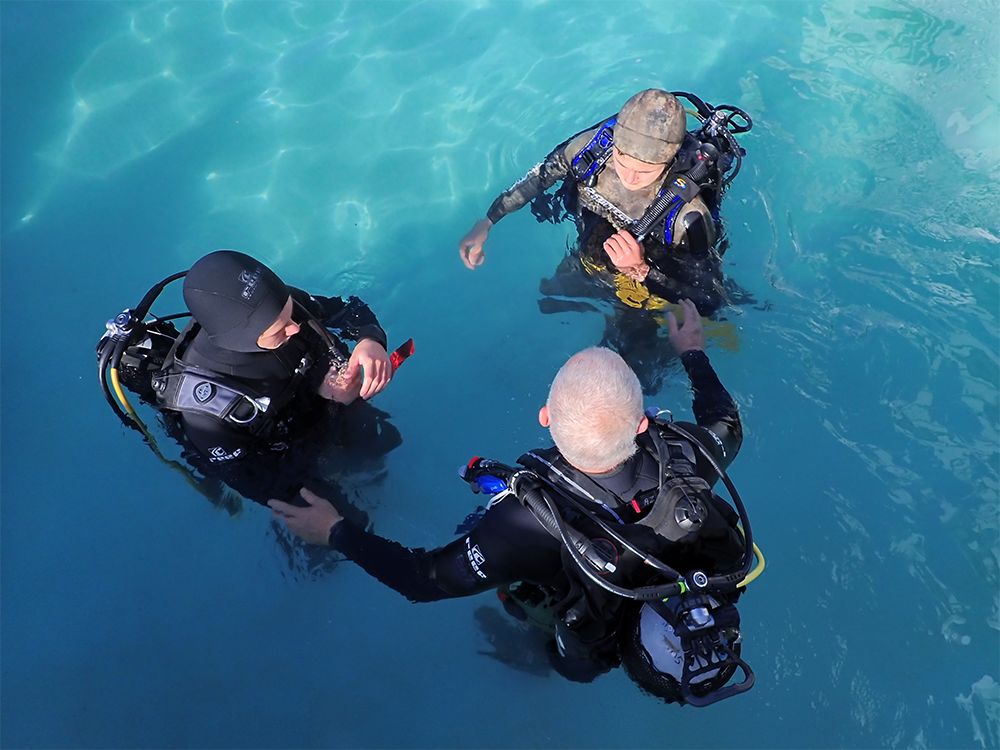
[1,2,997,748]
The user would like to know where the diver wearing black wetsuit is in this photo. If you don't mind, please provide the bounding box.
[320,346,743,676]
[155,251,401,514]
[168,289,386,463]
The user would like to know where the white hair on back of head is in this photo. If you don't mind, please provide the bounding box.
[546,347,644,471]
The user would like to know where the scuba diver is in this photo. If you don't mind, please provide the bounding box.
[97,250,413,544]
[457,88,753,394]
[270,299,764,705]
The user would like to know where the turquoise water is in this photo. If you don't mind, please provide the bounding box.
[1,1,997,747]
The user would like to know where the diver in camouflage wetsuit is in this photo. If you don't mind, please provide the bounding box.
[458,89,746,393]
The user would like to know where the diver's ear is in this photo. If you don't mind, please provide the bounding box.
[637,415,649,434]
[539,406,550,427]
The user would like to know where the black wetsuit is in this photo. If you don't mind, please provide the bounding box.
[325,349,742,676]
[160,288,401,515]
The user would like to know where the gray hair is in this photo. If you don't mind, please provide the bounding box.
[546,347,644,472]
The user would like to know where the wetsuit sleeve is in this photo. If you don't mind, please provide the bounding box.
[328,494,563,603]
[679,349,742,470]
[329,520,455,602]
[485,135,582,224]
[297,288,388,351]
[642,265,722,317]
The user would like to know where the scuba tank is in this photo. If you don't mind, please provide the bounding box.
[95,271,247,513]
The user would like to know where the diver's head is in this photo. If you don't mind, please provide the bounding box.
[183,250,293,352]
[539,347,647,473]
[613,89,686,190]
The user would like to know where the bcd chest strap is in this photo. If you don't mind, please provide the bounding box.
[151,323,313,437]
[570,116,616,185]
[153,368,276,436]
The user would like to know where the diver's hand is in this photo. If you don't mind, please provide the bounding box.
[349,338,392,399]
[666,298,706,353]
[458,218,492,270]
[269,488,343,546]
[317,339,390,403]
[603,230,649,281]
[318,362,360,404]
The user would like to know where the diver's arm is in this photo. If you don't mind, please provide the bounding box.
[460,129,589,269]
[270,489,562,603]
[329,520,464,602]
[296,289,390,401]
[298,289,388,351]
[334,495,562,602]
[291,288,387,349]
[679,350,742,468]
[484,143,574,225]
[667,298,742,467]
[601,204,725,316]
[484,125,598,224]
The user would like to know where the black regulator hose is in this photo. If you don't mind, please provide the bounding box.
[517,453,683,577]
[631,143,718,241]
[134,271,187,321]
[513,422,756,600]
[513,475,685,602]
[99,270,188,430]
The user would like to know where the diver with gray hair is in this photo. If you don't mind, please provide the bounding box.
[543,346,646,472]
[270,298,758,703]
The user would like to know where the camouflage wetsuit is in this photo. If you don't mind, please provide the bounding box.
[486,125,727,317]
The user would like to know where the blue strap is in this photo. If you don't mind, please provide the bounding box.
[571,117,616,181]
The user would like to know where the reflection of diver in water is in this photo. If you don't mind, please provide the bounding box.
[473,604,553,678]
[97,250,410,577]
[459,89,755,395]
[540,239,755,394]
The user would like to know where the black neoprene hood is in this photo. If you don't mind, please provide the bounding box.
[183,250,289,352]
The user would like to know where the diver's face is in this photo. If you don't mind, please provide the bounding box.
[257,296,300,349]
[612,147,667,191]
